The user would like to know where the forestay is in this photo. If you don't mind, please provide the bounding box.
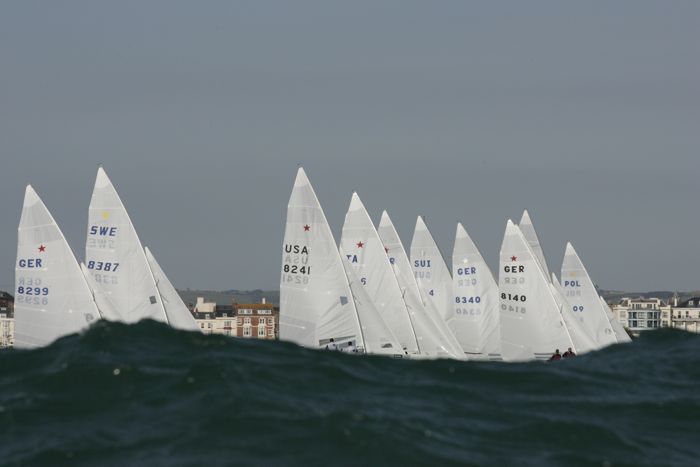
[560,243,618,348]
[145,247,201,332]
[378,211,460,359]
[498,220,574,361]
[85,167,168,324]
[340,194,419,354]
[14,185,100,348]
[279,168,364,349]
[550,273,597,354]
[409,216,464,355]
[452,223,502,360]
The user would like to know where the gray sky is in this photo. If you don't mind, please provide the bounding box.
[1,1,698,292]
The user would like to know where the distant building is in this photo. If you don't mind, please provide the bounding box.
[612,297,671,336]
[234,298,279,340]
[671,297,700,334]
[192,297,237,336]
[0,291,15,348]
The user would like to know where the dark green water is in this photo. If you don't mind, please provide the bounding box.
[1,322,698,466]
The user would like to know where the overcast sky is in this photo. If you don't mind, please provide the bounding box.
[1,1,698,292]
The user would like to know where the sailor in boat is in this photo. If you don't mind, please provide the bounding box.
[325,338,338,351]
[548,349,562,361]
[562,347,576,358]
[343,340,357,353]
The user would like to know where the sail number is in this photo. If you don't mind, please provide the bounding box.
[17,286,49,296]
[455,296,481,304]
[282,265,311,275]
[572,305,584,312]
[87,261,120,272]
[501,293,526,302]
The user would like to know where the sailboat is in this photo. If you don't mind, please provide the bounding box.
[340,193,419,355]
[599,295,632,343]
[279,168,364,350]
[14,185,101,348]
[550,273,598,354]
[452,223,502,360]
[377,211,460,358]
[519,210,551,279]
[85,167,168,324]
[498,220,574,361]
[340,253,405,356]
[410,216,465,356]
[145,247,201,332]
[560,243,618,348]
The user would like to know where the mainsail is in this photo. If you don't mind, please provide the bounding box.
[340,193,419,354]
[519,210,551,280]
[550,273,598,354]
[145,247,201,332]
[85,167,168,324]
[340,254,404,356]
[409,216,464,355]
[600,295,632,343]
[560,243,618,348]
[498,220,574,361]
[452,223,502,359]
[14,185,100,348]
[377,211,460,358]
[279,168,364,349]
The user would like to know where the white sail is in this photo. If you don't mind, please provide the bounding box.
[14,185,100,348]
[144,247,201,332]
[377,211,460,358]
[340,193,419,354]
[498,220,574,361]
[550,273,598,354]
[340,254,404,356]
[85,167,168,324]
[80,262,120,322]
[560,243,618,348]
[409,216,465,355]
[452,223,502,360]
[519,210,551,280]
[279,168,364,349]
[600,295,632,343]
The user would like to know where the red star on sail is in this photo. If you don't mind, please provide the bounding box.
[510,256,517,262]
[38,245,46,253]
[303,224,310,232]
[356,241,364,248]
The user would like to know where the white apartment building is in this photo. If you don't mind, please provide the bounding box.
[612,297,671,336]
[670,297,700,334]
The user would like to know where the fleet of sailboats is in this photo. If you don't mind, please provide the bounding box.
[14,167,202,347]
[12,166,631,360]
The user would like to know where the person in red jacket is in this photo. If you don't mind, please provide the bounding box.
[562,347,576,358]
[549,349,562,361]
